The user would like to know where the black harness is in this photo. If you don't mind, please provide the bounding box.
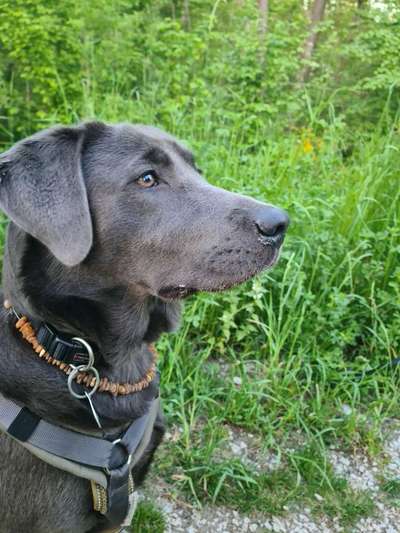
[0,311,160,531]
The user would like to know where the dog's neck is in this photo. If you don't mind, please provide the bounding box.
[5,223,181,359]
[0,223,181,429]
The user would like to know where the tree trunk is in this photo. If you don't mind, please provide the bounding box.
[258,0,269,66]
[182,0,191,30]
[297,0,327,84]
[258,0,268,41]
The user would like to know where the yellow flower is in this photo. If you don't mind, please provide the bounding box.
[302,138,313,154]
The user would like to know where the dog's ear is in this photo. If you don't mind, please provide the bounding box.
[0,125,93,266]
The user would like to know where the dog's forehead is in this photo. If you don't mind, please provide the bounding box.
[83,123,199,188]
[124,124,176,143]
[115,123,194,162]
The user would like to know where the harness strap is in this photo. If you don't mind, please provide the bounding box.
[0,392,160,529]
[0,392,157,468]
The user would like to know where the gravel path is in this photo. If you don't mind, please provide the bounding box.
[145,491,400,533]
[142,421,400,532]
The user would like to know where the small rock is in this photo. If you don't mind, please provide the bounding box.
[271,517,285,532]
[341,403,352,416]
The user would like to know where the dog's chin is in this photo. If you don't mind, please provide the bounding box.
[158,247,280,301]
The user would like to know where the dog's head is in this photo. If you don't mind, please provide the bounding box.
[0,122,288,300]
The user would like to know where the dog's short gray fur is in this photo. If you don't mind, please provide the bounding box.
[0,122,288,532]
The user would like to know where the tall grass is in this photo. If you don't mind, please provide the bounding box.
[142,99,399,520]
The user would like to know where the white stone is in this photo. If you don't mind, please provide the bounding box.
[341,403,353,416]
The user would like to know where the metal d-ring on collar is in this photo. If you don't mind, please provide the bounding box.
[67,337,100,399]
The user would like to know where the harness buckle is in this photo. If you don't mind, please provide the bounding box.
[106,439,132,474]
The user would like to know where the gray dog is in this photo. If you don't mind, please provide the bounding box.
[0,122,288,533]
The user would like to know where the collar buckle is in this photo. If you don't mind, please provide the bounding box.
[36,324,91,366]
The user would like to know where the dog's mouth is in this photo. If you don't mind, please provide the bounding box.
[158,246,280,301]
[158,285,198,300]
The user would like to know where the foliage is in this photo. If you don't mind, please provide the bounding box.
[0,1,399,142]
[0,0,82,137]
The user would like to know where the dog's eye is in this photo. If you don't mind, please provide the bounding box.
[136,171,158,188]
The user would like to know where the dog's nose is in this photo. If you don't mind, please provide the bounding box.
[255,206,289,242]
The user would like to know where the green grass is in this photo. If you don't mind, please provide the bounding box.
[381,478,400,499]
[156,442,376,527]
[131,102,398,528]
[131,501,165,533]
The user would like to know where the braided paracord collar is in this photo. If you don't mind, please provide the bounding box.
[4,300,158,397]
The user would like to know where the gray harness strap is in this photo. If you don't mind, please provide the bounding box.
[0,392,160,529]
